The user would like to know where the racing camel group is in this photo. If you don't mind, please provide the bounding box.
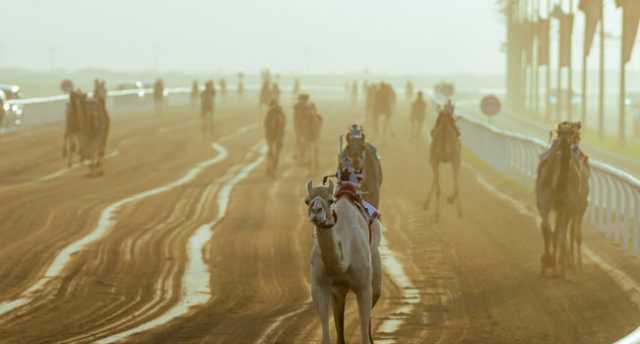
[263,92,322,177]
[297,83,590,344]
[56,76,590,343]
[62,79,111,176]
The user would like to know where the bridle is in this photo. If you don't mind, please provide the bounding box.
[306,194,336,230]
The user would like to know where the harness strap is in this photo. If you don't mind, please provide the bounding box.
[316,210,338,230]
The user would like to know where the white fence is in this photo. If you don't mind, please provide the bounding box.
[6,88,640,256]
[2,87,193,130]
[459,115,640,256]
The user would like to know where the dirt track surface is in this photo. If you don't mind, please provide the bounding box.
[0,97,639,343]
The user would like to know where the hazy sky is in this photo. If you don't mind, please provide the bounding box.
[0,0,631,75]
[2,0,508,74]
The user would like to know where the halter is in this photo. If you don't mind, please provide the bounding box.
[308,195,337,230]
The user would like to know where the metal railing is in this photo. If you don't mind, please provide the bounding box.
[458,115,640,256]
[2,87,193,130]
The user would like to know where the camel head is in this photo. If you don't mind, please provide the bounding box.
[305,180,336,228]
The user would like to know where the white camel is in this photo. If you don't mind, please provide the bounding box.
[305,179,382,344]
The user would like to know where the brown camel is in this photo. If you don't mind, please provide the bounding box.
[293,94,322,175]
[423,102,462,223]
[64,88,110,176]
[264,100,286,177]
[63,90,87,168]
[536,122,589,278]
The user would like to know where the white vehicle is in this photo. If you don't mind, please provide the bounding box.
[0,87,24,129]
[116,81,149,98]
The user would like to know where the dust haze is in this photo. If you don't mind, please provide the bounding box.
[0,1,640,344]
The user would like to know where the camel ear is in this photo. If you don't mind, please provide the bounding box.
[306,180,313,195]
[327,180,335,195]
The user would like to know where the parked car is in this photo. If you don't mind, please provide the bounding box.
[0,84,22,100]
[0,89,23,129]
[116,81,149,98]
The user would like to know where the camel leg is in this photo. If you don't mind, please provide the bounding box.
[540,214,552,277]
[274,141,281,175]
[63,138,68,158]
[65,140,72,168]
[576,212,584,271]
[423,162,438,210]
[312,284,332,344]
[435,175,441,224]
[449,157,463,218]
[266,143,272,175]
[331,288,347,344]
[356,288,373,344]
[568,218,576,269]
[551,215,563,276]
[557,214,569,279]
[431,163,441,224]
[370,249,382,344]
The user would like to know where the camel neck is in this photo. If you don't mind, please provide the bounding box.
[315,198,354,276]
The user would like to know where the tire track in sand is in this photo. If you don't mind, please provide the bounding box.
[0,125,257,319]
[84,143,267,343]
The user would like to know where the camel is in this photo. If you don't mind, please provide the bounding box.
[83,92,111,176]
[259,80,271,108]
[63,89,110,176]
[94,79,107,101]
[153,79,165,115]
[536,122,590,278]
[372,83,396,139]
[293,95,322,175]
[339,125,383,209]
[293,95,307,160]
[304,109,323,175]
[423,103,462,223]
[63,90,86,168]
[264,100,286,177]
[410,91,431,142]
[200,81,216,138]
[191,81,199,109]
[306,178,382,344]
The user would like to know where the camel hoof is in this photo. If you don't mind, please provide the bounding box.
[540,253,554,268]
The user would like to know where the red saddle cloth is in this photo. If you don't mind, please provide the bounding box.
[334,182,381,245]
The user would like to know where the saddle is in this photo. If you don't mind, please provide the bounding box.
[334,182,381,245]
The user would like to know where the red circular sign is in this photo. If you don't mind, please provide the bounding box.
[481,95,501,117]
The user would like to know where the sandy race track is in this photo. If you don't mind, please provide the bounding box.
[0,96,639,343]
